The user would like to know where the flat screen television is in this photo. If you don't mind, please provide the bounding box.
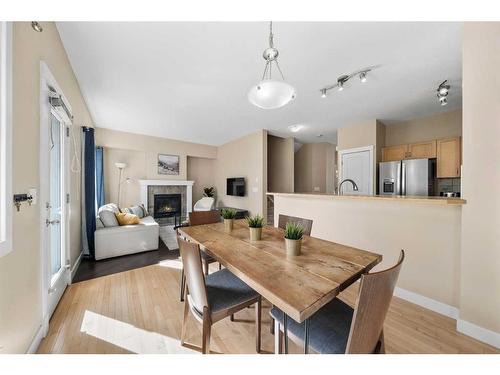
[227,177,245,197]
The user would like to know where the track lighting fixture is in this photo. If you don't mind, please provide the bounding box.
[319,66,377,98]
[31,22,43,32]
[436,80,450,106]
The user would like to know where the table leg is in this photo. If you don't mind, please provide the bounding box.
[303,318,309,354]
[283,311,289,354]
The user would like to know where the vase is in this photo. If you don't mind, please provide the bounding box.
[249,227,262,241]
[224,218,234,232]
[285,238,302,256]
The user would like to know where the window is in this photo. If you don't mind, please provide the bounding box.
[0,22,12,257]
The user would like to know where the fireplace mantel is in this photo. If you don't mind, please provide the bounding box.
[138,180,194,218]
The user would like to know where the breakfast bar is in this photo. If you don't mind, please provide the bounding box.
[268,192,465,314]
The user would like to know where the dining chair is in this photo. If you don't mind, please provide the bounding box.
[278,214,313,236]
[178,236,262,354]
[271,250,405,354]
[178,210,222,302]
[270,214,314,334]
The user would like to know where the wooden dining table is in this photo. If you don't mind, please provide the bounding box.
[178,219,382,353]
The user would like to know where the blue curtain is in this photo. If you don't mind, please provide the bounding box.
[95,146,105,209]
[82,127,96,259]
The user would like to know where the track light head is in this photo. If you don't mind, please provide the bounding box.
[31,22,43,32]
[321,88,327,98]
[360,72,367,83]
[337,81,344,91]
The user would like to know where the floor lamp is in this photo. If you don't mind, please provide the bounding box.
[115,162,127,207]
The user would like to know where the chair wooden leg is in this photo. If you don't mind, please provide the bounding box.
[218,263,222,270]
[255,297,262,353]
[376,330,385,354]
[274,319,283,354]
[270,316,275,334]
[180,268,186,302]
[202,307,211,354]
[230,314,234,321]
[180,299,189,346]
[203,260,209,276]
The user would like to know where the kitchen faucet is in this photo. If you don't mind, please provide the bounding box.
[337,179,359,195]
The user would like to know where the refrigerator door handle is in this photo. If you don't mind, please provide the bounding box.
[402,162,406,196]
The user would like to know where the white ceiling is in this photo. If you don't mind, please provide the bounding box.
[57,22,462,145]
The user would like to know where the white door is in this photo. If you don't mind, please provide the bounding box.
[339,146,374,195]
[45,111,70,317]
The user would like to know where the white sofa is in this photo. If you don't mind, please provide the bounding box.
[95,203,159,260]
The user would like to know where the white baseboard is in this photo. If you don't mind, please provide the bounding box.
[394,287,459,319]
[26,316,49,354]
[457,319,500,349]
[70,251,83,283]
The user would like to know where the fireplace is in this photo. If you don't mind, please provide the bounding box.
[153,194,182,219]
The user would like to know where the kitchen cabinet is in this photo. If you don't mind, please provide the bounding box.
[437,137,461,178]
[407,140,436,159]
[382,141,436,161]
[382,144,408,162]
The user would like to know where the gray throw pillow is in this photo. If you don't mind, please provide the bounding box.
[99,209,119,227]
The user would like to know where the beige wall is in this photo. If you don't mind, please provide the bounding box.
[273,195,462,308]
[187,156,217,204]
[294,143,335,193]
[385,110,462,146]
[460,23,500,335]
[216,130,267,217]
[0,22,93,353]
[267,135,294,193]
[95,127,217,209]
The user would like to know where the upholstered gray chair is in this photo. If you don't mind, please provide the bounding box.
[178,237,262,354]
[271,250,405,354]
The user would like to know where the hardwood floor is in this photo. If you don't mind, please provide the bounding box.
[73,239,176,283]
[38,261,498,354]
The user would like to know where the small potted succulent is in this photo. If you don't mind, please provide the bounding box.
[246,215,264,241]
[221,208,237,232]
[284,222,305,256]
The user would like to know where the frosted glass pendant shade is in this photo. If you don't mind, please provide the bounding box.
[248,79,296,109]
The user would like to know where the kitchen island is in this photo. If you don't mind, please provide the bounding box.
[268,192,464,317]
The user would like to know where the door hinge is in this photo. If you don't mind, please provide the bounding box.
[66,193,70,204]
[66,127,70,137]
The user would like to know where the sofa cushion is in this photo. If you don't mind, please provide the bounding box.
[99,209,119,227]
[122,204,149,218]
[98,203,120,214]
[116,212,140,226]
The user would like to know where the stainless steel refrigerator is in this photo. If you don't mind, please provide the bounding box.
[379,158,436,196]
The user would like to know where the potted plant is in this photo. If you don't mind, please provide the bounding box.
[246,215,264,241]
[221,208,237,232]
[284,222,305,256]
[203,186,215,198]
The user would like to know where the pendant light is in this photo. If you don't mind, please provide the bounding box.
[248,22,296,109]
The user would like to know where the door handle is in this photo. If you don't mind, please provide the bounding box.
[46,219,60,226]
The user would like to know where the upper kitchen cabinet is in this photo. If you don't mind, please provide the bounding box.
[437,137,461,178]
[382,144,408,161]
[407,140,437,159]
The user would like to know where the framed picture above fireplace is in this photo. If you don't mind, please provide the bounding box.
[158,154,180,175]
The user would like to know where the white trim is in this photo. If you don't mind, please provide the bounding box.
[394,287,459,319]
[338,145,374,195]
[70,251,83,283]
[0,22,12,257]
[26,317,49,354]
[457,319,500,349]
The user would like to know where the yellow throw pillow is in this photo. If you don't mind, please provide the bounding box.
[115,212,140,226]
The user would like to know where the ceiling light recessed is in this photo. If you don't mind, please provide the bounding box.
[31,21,43,32]
[288,124,304,133]
[316,134,324,138]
